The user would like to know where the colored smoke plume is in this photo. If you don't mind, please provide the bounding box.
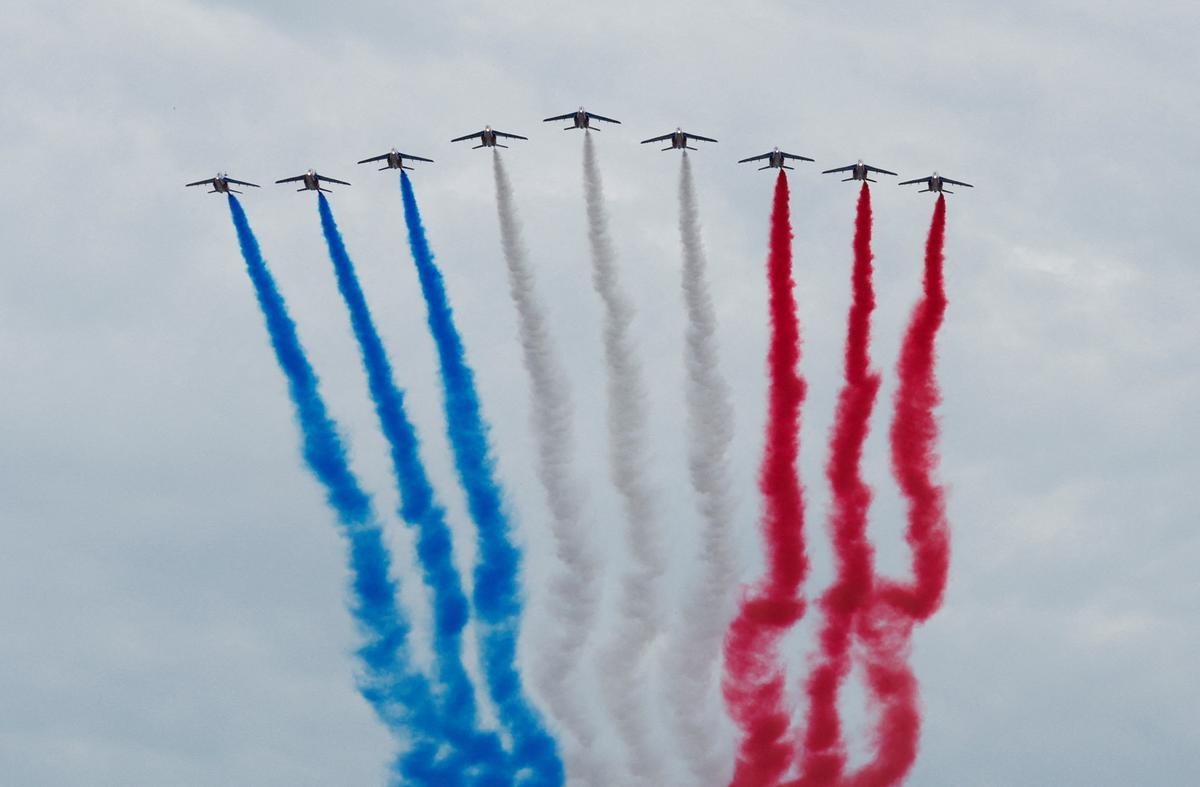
[491,152,592,786]
[792,182,882,787]
[722,169,806,787]
[582,133,667,786]
[228,195,452,784]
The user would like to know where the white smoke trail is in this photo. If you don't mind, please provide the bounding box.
[491,151,609,785]
[583,133,668,786]
[663,152,739,787]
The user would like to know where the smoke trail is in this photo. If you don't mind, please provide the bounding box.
[317,195,536,784]
[791,183,882,787]
[843,194,950,787]
[395,174,568,786]
[226,195,452,785]
[490,151,593,786]
[659,152,740,787]
[722,170,808,787]
[581,133,664,787]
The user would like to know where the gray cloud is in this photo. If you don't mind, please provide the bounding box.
[1,0,1196,784]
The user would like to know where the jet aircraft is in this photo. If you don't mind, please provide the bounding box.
[357,149,433,171]
[275,170,351,192]
[898,172,974,194]
[641,128,718,151]
[185,173,260,194]
[451,126,528,149]
[822,161,898,182]
[543,107,621,131]
[738,147,815,170]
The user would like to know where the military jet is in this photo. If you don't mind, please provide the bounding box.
[357,149,433,172]
[738,147,815,171]
[822,161,898,183]
[641,128,718,151]
[275,170,351,192]
[185,173,260,194]
[898,172,974,194]
[543,107,621,131]
[451,126,528,149]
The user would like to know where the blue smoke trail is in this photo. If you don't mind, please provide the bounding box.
[314,194,511,784]
[225,195,452,785]
[399,172,565,786]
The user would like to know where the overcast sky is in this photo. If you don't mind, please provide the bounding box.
[1,0,1197,784]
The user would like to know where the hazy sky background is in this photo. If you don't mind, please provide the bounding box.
[1,0,1197,784]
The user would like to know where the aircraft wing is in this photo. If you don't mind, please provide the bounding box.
[225,178,260,188]
[738,153,770,163]
[641,133,672,144]
[543,112,575,122]
[821,164,855,174]
[275,174,307,184]
[185,178,215,187]
[866,165,899,176]
[495,131,528,140]
[942,177,974,187]
[450,131,483,143]
[587,112,621,124]
[783,152,815,162]
[897,177,929,186]
[357,153,389,164]
[315,174,351,186]
[400,153,434,163]
[688,133,718,143]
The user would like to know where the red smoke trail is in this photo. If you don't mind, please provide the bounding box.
[790,183,882,787]
[842,194,950,787]
[723,170,808,787]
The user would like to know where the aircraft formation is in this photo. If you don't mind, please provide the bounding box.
[187,106,973,195]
